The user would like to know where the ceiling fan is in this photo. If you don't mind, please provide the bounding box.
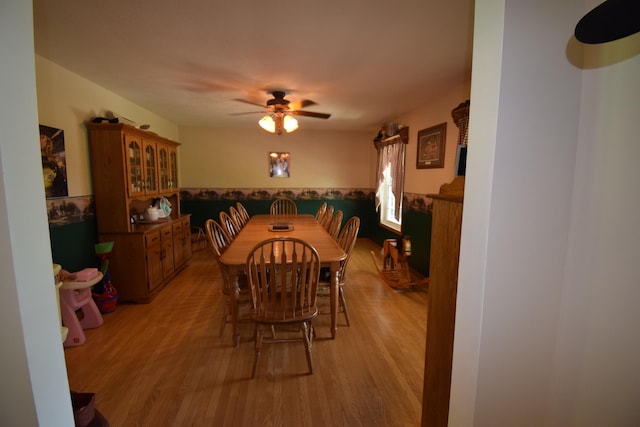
[233,91,331,135]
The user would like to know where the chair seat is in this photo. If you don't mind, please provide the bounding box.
[251,306,318,324]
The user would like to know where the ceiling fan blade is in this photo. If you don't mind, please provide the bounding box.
[291,110,331,119]
[289,99,317,111]
[229,111,267,116]
[233,98,267,108]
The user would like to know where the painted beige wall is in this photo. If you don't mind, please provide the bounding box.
[16,1,640,426]
[35,55,179,197]
[2,3,75,424]
[35,54,468,197]
[451,0,640,425]
[177,83,470,193]
[178,126,375,189]
[399,82,471,196]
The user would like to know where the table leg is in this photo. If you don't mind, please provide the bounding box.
[330,262,339,339]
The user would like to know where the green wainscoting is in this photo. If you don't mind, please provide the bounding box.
[47,191,433,280]
[183,198,380,239]
[49,220,100,272]
[402,208,432,277]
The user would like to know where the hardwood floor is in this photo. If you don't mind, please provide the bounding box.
[64,238,429,426]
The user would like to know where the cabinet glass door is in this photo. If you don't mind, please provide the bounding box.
[170,150,178,190]
[144,142,158,195]
[158,146,169,192]
[126,136,144,197]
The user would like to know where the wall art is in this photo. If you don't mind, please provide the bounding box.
[417,122,447,169]
[39,124,68,197]
[269,152,290,177]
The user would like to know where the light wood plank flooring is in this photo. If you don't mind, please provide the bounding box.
[64,238,429,426]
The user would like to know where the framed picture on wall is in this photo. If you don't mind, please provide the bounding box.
[416,122,446,169]
[39,124,69,197]
[269,152,290,177]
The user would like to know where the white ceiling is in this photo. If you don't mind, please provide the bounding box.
[33,0,474,131]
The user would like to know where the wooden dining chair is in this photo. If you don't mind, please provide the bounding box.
[219,211,240,241]
[320,205,334,229]
[270,197,298,215]
[245,237,321,378]
[314,201,327,221]
[318,216,360,326]
[236,202,250,225]
[229,205,246,229]
[204,219,249,337]
[326,210,343,240]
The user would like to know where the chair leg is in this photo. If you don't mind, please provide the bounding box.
[307,321,314,347]
[252,324,264,379]
[302,322,314,374]
[339,287,350,326]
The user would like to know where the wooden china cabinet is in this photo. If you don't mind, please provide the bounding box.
[86,123,191,302]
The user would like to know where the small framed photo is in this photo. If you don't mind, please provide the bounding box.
[269,152,290,177]
[416,123,447,169]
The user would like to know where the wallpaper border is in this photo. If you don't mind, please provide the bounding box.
[46,189,434,227]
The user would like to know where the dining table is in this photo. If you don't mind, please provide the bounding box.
[219,214,347,347]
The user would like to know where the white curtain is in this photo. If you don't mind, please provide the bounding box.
[374,138,406,221]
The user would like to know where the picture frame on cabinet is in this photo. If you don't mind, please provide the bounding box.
[269,152,290,177]
[416,122,446,169]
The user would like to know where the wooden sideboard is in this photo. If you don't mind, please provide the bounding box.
[97,216,192,302]
[422,176,464,426]
[87,123,192,302]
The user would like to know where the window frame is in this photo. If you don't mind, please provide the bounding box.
[374,130,408,235]
[378,162,403,233]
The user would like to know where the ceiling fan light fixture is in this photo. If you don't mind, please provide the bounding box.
[259,115,276,133]
[258,113,299,135]
[283,115,299,133]
[243,91,329,135]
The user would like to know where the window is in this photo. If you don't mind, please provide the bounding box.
[378,163,403,231]
[374,135,407,233]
